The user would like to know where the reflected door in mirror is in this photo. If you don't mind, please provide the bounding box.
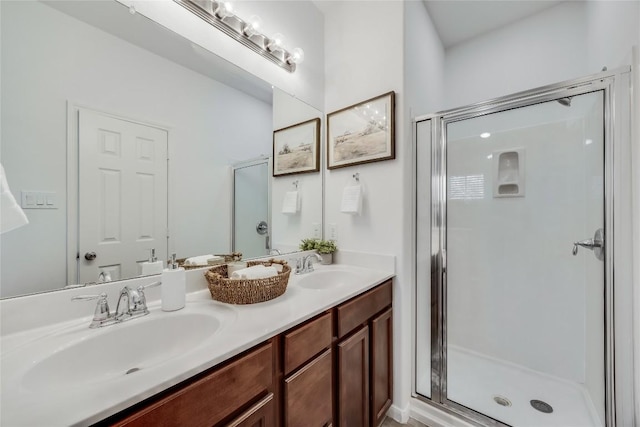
[78,110,168,283]
[233,161,269,259]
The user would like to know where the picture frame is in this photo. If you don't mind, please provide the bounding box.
[272,118,321,177]
[327,91,395,170]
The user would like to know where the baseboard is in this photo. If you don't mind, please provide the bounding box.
[387,403,410,423]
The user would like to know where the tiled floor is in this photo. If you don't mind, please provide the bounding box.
[381,417,428,427]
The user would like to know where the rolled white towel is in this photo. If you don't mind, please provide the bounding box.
[184,254,215,265]
[230,265,278,280]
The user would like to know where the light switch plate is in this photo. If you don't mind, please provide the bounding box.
[329,223,337,241]
[312,223,321,239]
[21,191,57,209]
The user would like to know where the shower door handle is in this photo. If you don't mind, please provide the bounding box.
[572,228,604,261]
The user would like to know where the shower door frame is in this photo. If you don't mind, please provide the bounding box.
[415,68,629,427]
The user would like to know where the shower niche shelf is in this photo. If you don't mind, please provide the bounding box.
[493,149,525,198]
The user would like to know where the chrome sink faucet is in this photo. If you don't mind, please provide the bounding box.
[295,253,322,275]
[72,281,161,328]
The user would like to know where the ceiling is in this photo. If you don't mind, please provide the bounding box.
[423,0,563,48]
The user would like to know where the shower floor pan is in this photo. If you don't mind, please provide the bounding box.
[446,346,602,427]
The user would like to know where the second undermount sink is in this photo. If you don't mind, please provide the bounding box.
[296,267,369,290]
[19,304,235,392]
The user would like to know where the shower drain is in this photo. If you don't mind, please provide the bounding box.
[530,399,554,414]
[492,395,512,407]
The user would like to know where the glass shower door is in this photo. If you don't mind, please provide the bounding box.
[444,91,605,427]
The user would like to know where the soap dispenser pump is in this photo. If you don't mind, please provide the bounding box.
[161,253,185,311]
[141,248,164,276]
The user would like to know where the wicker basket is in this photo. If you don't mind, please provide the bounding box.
[204,259,290,304]
[177,252,243,270]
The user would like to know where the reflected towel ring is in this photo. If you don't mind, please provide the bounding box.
[353,173,360,182]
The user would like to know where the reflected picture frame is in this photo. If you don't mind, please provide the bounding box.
[273,118,321,177]
[327,91,395,169]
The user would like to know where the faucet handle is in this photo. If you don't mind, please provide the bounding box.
[133,281,162,313]
[72,293,111,326]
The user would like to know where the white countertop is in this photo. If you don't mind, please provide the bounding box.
[1,261,394,426]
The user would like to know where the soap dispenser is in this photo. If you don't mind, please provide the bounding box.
[141,248,164,276]
[161,253,185,311]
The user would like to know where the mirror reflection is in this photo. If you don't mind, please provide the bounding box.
[0,0,322,299]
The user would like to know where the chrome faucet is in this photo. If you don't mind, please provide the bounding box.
[295,253,322,275]
[72,281,161,328]
[71,293,115,328]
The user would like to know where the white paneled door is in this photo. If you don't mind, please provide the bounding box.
[78,110,168,284]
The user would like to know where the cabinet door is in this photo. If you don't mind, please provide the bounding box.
[284,349,333,427]
[370,308,393,427]
[338,326,369,427]
[227,393,275,427]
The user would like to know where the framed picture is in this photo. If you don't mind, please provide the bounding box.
[327,91,395,169]
[273,118,321,177]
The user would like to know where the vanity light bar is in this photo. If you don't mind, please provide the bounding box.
[174,0,303,73]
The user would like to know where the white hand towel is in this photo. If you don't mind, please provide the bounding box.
[282,191,300,214]
[340,184,362,214]
[184,254,215,265]
[231,265,278,280]
[0,163,29,234]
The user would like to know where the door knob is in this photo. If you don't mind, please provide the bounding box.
[256,221,268,235]
[572,228,604,261]
[84,251,97,261]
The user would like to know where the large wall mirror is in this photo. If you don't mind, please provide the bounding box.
[0,0,323,299]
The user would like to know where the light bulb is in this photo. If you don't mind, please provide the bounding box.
[287,47,305,64]
[267,33,286,52]
[480,132,491,139]
[214,1,233,18]
[243,15,262,37]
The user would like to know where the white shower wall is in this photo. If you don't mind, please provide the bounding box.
[446,97,604,385]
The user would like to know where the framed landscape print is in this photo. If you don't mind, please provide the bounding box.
[327,91,395,169]
[273,118,321,177]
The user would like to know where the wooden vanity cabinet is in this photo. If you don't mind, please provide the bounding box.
[100,280,392,427]
[336,280,393,427]
[283,311,333,427]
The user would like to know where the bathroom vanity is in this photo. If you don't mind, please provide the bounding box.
[100,279,393,427]
[0,261,394,427]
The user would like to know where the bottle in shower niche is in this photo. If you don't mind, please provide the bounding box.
[161,253,185,311]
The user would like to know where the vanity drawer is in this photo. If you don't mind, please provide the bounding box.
[112,341,273,427]
[284,311,332,375]
[336,280,392,339]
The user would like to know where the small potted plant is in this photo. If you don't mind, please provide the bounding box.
[314,239,337,265]
[299,238,319,252]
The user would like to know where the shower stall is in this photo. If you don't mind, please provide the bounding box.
[414,68,634,427]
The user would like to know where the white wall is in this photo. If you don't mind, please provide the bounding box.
[0,1,271,296]
[443,1,640,111]
[271,89,323,252]
[443,2,588,109]
[117,0,325,110]
[586,1,640,71]
[323,0,410,416]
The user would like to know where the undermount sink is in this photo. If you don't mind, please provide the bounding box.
[296,268,368,290]
[17,304,235,392]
